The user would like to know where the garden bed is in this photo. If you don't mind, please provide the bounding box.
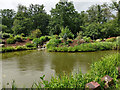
[47,41,118,52]
[3,39,32,47]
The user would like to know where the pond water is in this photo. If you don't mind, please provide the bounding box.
[1,50,117,88]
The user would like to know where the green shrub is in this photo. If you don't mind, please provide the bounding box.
[15,46,27,50]
[59,42,67,47]
[31,29,42,38]
[6,38,16,44]
[26,43,34,47]
[40,36,46,41]
[23,37,28,40]
[2,33,10,39]
[0,24,7,33]
[46,36,52,40]
[52,35,59,39]
[27,36,34,40]
[21,33,25,37]
[116,36,120,47]
[2,46,36,53]
[67,39,73,43]
[9,34,14,38]
[32,38,40,46]
[14,35,22,42]
[46,38,61,48]
[2,47,15,52]
[90,54,119,78]
[83,36,91,43]
[45,36,51,41]
[47,42,116,52]
[75,31,83,40]
[27,47,36,50]
[105,37,116,42]
[39,36,51,45]
[0,39,2,44]
[77,39,85,45]
[32,36,51,46]
[68,46,77,52]
[59,27,74,39]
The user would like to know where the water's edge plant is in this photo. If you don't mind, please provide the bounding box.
[47,41,118,52]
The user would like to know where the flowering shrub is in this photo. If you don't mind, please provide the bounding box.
[105,37,116,42]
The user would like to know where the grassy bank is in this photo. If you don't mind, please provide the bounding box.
[31,53,120,89]
[1,35,50,53]
[1,46,36,53]
[47,41,118,52]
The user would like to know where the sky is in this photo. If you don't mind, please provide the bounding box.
[0,0,117,14]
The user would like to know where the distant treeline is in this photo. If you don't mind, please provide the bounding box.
[0,1,120,39]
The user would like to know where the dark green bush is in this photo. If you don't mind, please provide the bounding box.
[39,36,51,45]
[0,24,8,33]
[6,38,16,44]
[27,47,36,50]
[59,27,74,39]
[45,36,51,41]
[52,35,59,39]
[15,46,27,50]
[2,33,10,39]
[47,42,117,52]
[14,35,22,42]
[2,46,36,53]
[116,36,120,48]
[21,33,25,37]
[32,38,40,46]
[46,38,61,48]
[31,29,42,38]
[2,47,15,52]
[83,36,91,43]
[67,39,73,43]
[28,36,34,40]
[0,39,2,44]
[40,36,46,42]
[23,37,28,40]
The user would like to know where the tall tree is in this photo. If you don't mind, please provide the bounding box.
[28,4,50,35]
[13,4,32,35]
[14,4,50,35]
[12,18,32,35]
[49,1,81,35]
[0,9,16,33]
[87,3,112,24]
[111,1,120,24]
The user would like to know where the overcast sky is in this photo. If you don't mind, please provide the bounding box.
[0,0,116,14]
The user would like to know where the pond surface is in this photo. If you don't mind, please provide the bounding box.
[1,50,117,88]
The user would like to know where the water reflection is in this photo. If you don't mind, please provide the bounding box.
[2,50,117,87]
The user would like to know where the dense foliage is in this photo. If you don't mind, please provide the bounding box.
[1,46,36,53]
[0,1,120,38]
[47,41,118,52]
